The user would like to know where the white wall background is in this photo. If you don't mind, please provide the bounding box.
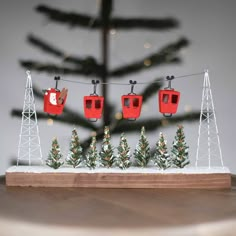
[0,0,235,174]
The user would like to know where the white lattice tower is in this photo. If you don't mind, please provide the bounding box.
[195,70,224,168]
[17,71,43,165]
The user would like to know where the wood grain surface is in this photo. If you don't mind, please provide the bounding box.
[6,172,231,189]
[1,175,236,236]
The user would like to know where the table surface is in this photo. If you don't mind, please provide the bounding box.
[1,175,236,236]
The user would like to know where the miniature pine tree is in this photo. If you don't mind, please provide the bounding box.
[154,132,171,170]
[116,133,131,170]
[171,125,190,168]
[134,126,151,167]
[100,126,115,168]
[46,137,64,169]
[85,136,98,169]
[66,128,83,168]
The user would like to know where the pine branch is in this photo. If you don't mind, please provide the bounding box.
[16,1,198,156]
[140,78,163,104]
[28,34,64,58]
[21,37,189,79]
[36,4,179,30]
[32,86,93,124]
[79,111,200,150]
[110,37,189,77]
[32,86,91,124]
[81,128,105,150]
[32,86,44,100]
[27,34,102,68]
[11,109,97,130]
[111,18,179,30]
[20,60,102,77]
[12,84,99,130]
[112,112,200,134]
[36,5,100,28]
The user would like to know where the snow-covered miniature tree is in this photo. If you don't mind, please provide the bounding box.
[134,126,151,167]
[116,133,131,170]
[85,136,98,169]
[171,125,190,168]
[100,126,115,168]
[153,132,171,170]
[66,128,83,168]
[46,137,64,169]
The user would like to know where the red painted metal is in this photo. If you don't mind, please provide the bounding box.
[44,88,67,115]
[159,89,180,116]
[84,95,104,119]
[121,95,143,120]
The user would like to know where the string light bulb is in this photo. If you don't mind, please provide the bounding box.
[184,104,192,113]
[110,28,117,35]
[47,118,54,126]
[115,112,123,120]
[161,119,169,126]
[144,59,152,67]
[91,131,97,137]
[63,53,70,61]
[144,42,152,49]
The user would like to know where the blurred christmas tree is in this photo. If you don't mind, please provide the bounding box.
[85,136,98,169]
[171,125,190,168]
[46,137,64,169]
[66,128,83,168]
[11,0,199,148]
[153,132,171,170]
[116,132,131,169]
[100,126,115,168]
[134,126,150,167]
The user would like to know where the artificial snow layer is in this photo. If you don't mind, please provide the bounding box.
[6,165,230,174]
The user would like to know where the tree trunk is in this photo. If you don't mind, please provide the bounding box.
[100,0,112,126]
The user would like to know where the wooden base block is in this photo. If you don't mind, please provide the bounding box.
[6,166,231,189]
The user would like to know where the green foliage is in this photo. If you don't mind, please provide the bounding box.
[100,126,115,168]
[46,137,64,169]
[134,126,150,167]
[154,132,172,170]
[36,4,178,30]
[11,2,200,151]
[66,128,83,168]
[85,136,98,169]
[171,125,190,168]
[116,133,131,170]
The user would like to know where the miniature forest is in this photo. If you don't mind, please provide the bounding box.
[45,125,190,170]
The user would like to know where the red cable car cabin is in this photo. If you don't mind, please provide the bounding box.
[84,95,104,120]
[44,88,67,115]
[121,95,143,120]
[159,89,180,117]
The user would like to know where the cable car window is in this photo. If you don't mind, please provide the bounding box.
[95,99,101,109]
[162,94,169,103]
[171,95,178,104]
[124,98,130,107]
[86,100,92,109]
[133,98,139,107]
